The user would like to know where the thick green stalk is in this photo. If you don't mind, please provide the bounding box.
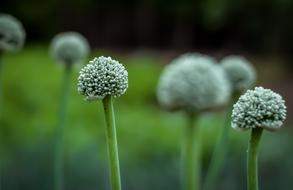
[203,100,235,190]
[182,113,201,190]
[54,64,72,190]
[102,96,122,190]
[247,127,263,190]
[0,53,3,190]
[0,53,2,115]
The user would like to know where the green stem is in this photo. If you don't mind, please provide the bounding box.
[0,53,3,115]
[247,127,263,190]
[54,64,72,190]
[102,96,122,190]
[182,113,201,190]
[203,99,235,190]
[0,53,3,190]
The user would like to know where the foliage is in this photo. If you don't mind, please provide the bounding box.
[1,46,292,190]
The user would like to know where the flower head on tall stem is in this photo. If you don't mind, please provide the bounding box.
[50,32,90,65]
[204,56,257,190]
[0,14,26,52]
[0,14,26,190]
[0,14,26,187]
[231,86,286,190]
[157,53,231,190]
[50,31,90,190]
[78,56,128,190]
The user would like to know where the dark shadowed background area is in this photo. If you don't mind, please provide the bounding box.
[1,0,293,53]
[0,0,293,190]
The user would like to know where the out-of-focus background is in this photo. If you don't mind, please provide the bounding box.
[0,0,292,190]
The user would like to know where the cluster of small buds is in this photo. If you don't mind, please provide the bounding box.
[157,53,231,112]
[232,87,287,131]
[78,56,128,101]
[0,14,26,52]
[221,55,256,92]
[50,32,90,64]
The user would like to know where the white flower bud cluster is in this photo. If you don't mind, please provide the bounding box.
[232,87,287,131]
[221,55,256,92]
[0,14,26,52]
[157,53,231,112]
[78,56,128,101]
[50,32,89,64]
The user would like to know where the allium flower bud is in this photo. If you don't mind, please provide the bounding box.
[78,56,128,101]
[157,53,231,112]
[221,55,256,92]
[50,32,90,64]
[232,87,287,131]
[0,14,26,52]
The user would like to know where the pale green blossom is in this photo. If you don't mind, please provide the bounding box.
[157,53,231,112]
[221,55,256,92]
[50,32,89,64]
[232,87,286,131]
[0,14,25,52]
[78,56,128,101]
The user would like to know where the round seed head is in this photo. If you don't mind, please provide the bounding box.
[221,55,256,92]
[50,32,90,64]
[0,14,26,52]
[157,53,231,112]
[78,56,128,101]
[232,87,287,131]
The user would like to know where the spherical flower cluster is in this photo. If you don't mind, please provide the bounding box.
[157,53,231,112]
[78,56,128,101]
[0,14,26,52]
[221,55,256,92]
[50,32,90,64]
[231,87,286,131]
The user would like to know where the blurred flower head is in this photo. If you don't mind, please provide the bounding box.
[221,55,256,92]
[0,14,26,52]
[157,53,231,112]
[50,32,90,64]
[78,56,128,101]
[232,87,286,131]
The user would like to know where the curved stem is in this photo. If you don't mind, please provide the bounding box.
[54,64,72,190]
[102,96,122,190]
[182,113,201,190]
[203,99,235,190]
[247,127,263,190]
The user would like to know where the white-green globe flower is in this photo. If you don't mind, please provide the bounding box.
[78,56,128,101]
[50,32,90,64]
[157,53,231,112]
[0,14,26,52]
[221,55,256,92]
[232,87,286,131]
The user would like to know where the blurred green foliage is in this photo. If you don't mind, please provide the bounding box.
[0,46,292,190]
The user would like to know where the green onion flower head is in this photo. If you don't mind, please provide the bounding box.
[232,87,286,131]
[50,32,90,64]
[157,53,231,112]
[0,14,26,52]
[78,56,128,101]
[221,55,256,92]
